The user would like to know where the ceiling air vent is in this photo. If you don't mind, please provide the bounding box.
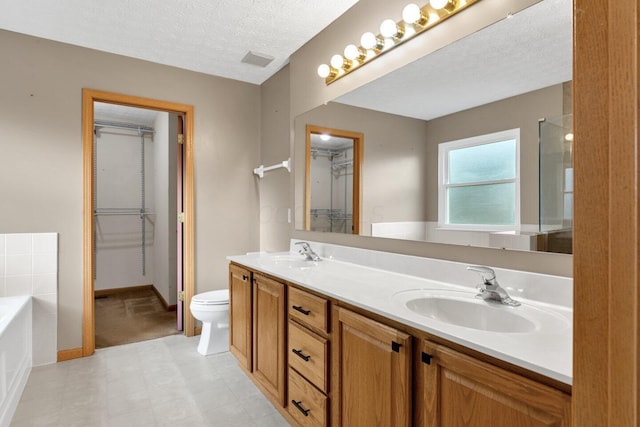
[241,51,274,68]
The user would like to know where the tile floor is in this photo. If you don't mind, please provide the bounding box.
[11,335,290,427]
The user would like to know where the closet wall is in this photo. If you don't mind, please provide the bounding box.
[93,111,178,307]
[309,146,353,233]
[94,123,155,291]
[152,112,178,306]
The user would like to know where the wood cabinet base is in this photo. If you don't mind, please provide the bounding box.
[416,339,571,427]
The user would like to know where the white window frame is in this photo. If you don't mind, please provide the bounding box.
[437,128,521,231]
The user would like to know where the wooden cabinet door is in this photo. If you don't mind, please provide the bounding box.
[416,339,571,427]
[335,307,412,427]
[253,273,286,406]
[229,264,252,371]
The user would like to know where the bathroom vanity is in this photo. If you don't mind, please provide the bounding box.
[227,241,572,426]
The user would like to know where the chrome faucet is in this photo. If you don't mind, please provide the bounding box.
[295,241,321,262]
[467,265,520,306]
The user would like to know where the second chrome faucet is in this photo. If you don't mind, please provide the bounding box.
[467,265,520,306]
[295,241,321,262]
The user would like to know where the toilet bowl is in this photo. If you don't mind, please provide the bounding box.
[190,289,229,356]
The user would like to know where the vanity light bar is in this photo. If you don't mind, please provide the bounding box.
[317,0,481,85]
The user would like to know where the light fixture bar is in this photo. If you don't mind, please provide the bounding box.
[318,0,482,85]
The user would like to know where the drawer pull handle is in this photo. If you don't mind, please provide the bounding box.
[292,305,311,316]
[292,349,311,361]
[242,274,248,281]
[291,400,310,416]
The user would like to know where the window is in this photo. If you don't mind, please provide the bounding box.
[438,128,520,230]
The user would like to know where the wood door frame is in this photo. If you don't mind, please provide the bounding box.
[82,89,196,357]
[573,0,639,425]
[304,125,363,234]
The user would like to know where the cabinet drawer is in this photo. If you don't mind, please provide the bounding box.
[288,321,328,393]
[288,369,328,427]
[289,287,329,333]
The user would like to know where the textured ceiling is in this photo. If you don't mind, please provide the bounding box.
[335,0,572,120]
[0,0,359,85]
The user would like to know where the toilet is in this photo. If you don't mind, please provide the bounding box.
[190,289,230,356]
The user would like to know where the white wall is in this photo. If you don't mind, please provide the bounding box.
[152,112,178,306]
[0,233,57,366]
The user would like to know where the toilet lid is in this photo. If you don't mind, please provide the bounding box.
[192,289,229,305]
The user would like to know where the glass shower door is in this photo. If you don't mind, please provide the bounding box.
[539,114,573,253]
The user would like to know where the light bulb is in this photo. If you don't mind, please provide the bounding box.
[320,134,331,141]
[330,54,345,69]
[344,44,365,61]
[430,0,455,10]
[380,19,399,38]
[565,133,574,142]
[360,32,379,50]
[403,4,421,23]
[317,64,331,78]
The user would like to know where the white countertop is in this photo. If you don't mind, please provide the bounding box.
[227,246,572,386]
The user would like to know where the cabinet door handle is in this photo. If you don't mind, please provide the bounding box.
[292,348,311,362]
[242,274,249,281]
[292,305,311,315]
[291,400,310,416]
[422,352,433,365]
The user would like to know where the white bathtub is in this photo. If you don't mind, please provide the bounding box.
[0,296,32,427]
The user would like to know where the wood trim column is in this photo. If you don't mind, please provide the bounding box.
[182,104,196,337]
[82,89,96,356]
[573,0,639,425]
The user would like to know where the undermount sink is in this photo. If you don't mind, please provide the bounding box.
[257,254,318,270]
[393,289,569,334]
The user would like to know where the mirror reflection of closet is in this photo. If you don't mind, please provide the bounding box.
[305,125,362,234]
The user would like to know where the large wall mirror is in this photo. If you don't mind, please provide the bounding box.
[294,0,573,254]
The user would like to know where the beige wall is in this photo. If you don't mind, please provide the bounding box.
[259,65,291,252]
[0,29,261,350]
[287,0,572,277]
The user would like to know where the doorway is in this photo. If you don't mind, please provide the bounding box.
[82,89,196,356]
[305,125,363,234]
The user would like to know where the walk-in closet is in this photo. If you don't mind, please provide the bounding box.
[93,102,181,347]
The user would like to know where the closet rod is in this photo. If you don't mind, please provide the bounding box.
[94,120,155,134]
[93,212,154,217]
[94,207,145,211]
[311,147,350,155]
